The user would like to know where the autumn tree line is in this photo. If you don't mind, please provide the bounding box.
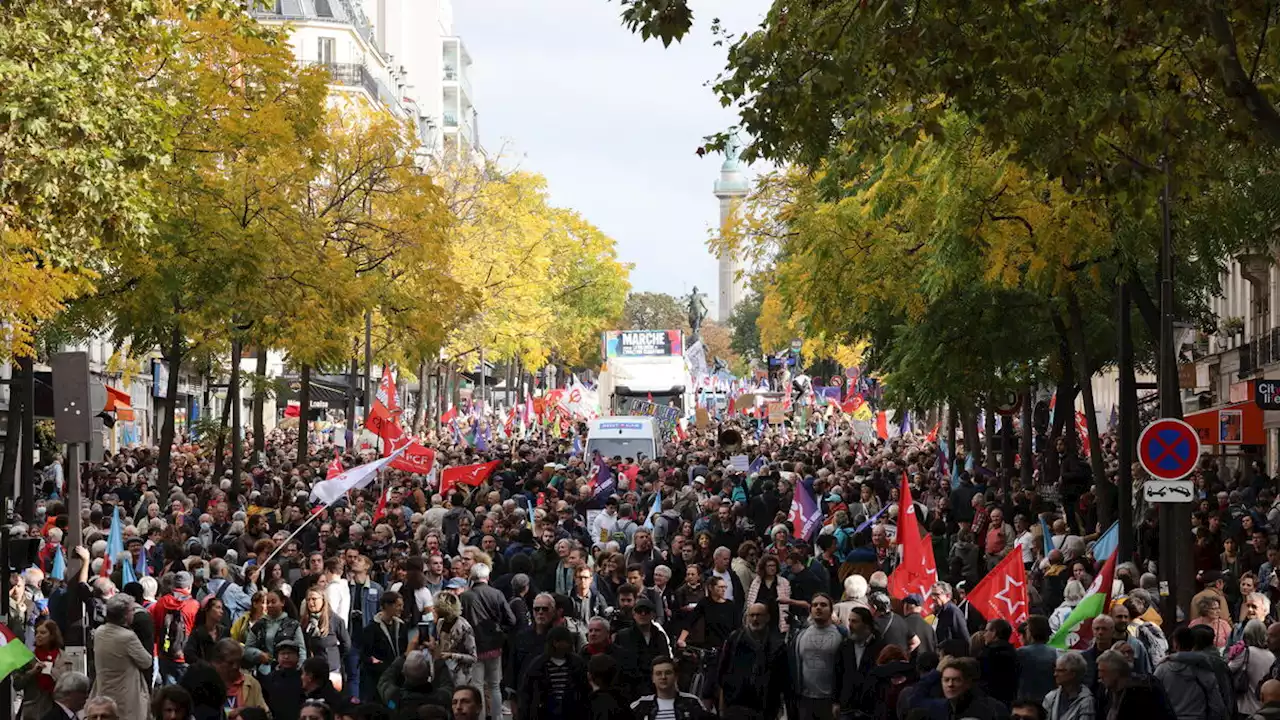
[616,1,1280,493]
[1,1,630,501]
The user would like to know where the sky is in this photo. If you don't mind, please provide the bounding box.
[453,0,771,316]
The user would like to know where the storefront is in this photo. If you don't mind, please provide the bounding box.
[1184,380,1267,474]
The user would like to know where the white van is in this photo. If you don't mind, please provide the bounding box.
[585,416,662,462]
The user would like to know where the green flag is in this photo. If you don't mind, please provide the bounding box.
[0,621,34,681]
[1048,552,1117,649]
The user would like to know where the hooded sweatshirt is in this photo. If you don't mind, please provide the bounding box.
[1154,651,1228,720]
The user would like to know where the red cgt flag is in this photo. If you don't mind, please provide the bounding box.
[439,460,500,496]
[326,452,343,481]
[963,548,1029,646]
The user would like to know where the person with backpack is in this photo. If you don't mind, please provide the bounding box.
[1155,626,1229,720]
[1231,620,1276,717]
[149,571,199,684]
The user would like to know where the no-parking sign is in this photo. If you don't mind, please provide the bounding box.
[1138,418,1201,481]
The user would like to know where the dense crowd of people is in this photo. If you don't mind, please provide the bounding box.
[5,417,1280,720]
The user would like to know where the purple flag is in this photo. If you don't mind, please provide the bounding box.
[788,477,823,541]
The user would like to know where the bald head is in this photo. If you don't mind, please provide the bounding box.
[1268,623,1280,653]
[1263,680,1280,705]
[746,603,769,631]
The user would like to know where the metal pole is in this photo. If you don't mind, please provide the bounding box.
[65,442,84,646]
[1118,283,1136,564]
[18,356,34,523]
[478,346,486,411]
[0,521,10,720]
[1158,151,1190,622]
[363,311,373,415]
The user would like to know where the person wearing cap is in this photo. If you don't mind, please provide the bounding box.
[901,593,936,656]
[150,570,199,683]
[614,594,671,701]
[258,634,303,719]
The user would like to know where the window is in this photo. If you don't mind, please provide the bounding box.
[317,37,335,65]
[314,0,334,18]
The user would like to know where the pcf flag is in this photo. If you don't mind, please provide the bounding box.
[788,478,823,541]
[439,460,501,496]
[326,452,344,481]
[963,550,1029,647]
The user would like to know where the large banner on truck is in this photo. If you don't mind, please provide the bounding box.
[602,330,684,358]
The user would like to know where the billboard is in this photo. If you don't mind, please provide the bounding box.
[602,330,684,358]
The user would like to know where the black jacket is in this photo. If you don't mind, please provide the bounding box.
[943,690,1007,720]
[978,639,1018,707]
[588,686,632,720]
[838,633,888,707]
[614,623,672,700]
[716,628,787,714]
[516,652,590,720]
[302,611,351,680]
[376,655,453,720]
[260,667,303,720]
[508,626,550,693]
[461,582,516,655]
[360,616,410,670]
[629,691,714,720]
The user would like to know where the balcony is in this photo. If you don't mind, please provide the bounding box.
[307,61,381,104]
[443,112,459,128]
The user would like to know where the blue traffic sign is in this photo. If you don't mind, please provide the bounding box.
[1138,418,1201,481]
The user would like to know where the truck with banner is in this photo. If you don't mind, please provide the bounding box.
[597,330,692,419]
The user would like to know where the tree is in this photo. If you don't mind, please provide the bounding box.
[78,5,332,497]
[726,290,762,362]
[0,0,209,359]
[622,292,688,332]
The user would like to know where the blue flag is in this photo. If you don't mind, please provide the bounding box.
[643,490,661,529]
[571,435,582,456]
[898,410,911,436]
[748,456,766,476]
[1040,515,1055,558]
[50,546,66,580]
[1091,521,1120,564]
[475,424,489,452]
[106,506,136,584]
[854,504,890,534]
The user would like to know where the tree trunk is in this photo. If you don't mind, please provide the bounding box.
[946,407,957,466]
[1065,294,1109,527]
[228,338,243,507]
[1001,410,1016,482]
[347,353,359,446]
[0,363,24,504]
[212,386,232,484]
[1043,379,1072,487]
[412,357,427,434]
[252,348,267,461]
[961,407,981,469]
[984,403,998,471]
[296,364,311,469]
[156,325,184,500]
[1019,387,1034,489]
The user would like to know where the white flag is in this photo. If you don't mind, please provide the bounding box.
[309,447,406,507]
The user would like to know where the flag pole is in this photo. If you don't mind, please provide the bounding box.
[260,508,326,568]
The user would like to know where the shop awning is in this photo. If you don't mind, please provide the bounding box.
[1184,400,1265,446]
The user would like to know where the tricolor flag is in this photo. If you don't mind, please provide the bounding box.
[0,623,35,681]
[1049,552,1118,649]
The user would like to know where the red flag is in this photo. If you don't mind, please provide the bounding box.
[727,397,736,416]
[963,549,1029,646]
[440,406,458,426]
[875,411,889,441]
[372,483,393,523]
[888,472,936,599]
[646,392,653,403]
[439,460,501,496]
[675,422,687,441]
[926,422,940,443]
[284,401,301,418]
[326,452,343,481]
[385,435,436,475]
[895,470,919,545]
